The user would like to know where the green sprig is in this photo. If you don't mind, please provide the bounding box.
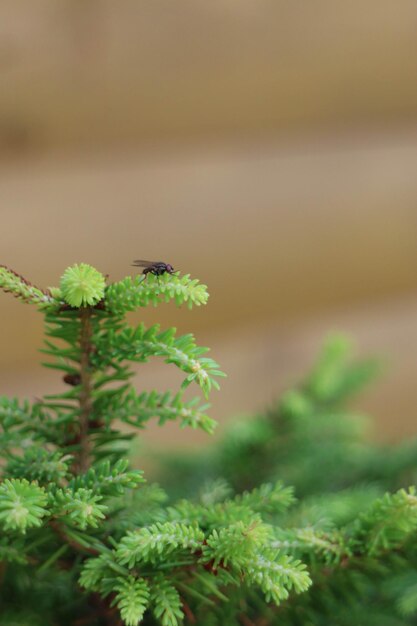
[60,263,106,307]
[106,273,209,314]
[0,265,52,307]
[0,479,48,532]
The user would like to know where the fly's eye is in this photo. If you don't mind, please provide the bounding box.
[167,265,173,272]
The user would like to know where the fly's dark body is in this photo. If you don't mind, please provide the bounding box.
[132,260,175,277]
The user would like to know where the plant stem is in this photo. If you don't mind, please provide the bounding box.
[78,307,93,473]
[49,520,99,556]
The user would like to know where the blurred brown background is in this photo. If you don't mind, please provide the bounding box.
[1,1,417,448]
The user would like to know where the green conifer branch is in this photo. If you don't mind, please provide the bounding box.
[272,527,347,564]
[0,397,55,449]
[92,323,225,397]
[94,388,216,434]
[0,479,48,533]
[113,576,150,626]
[105,273,209,314]
[116,522,205,568]
[246,549,311,603]
[0,265,53,306]
[68,460,144,496]
[166,481,295,529]
[6,448,73,484]
[349,488,417,557]
[150,575,184,626]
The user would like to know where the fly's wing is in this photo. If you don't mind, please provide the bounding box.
[132,260,156,267]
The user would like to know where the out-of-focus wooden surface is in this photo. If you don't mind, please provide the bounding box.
[1,1,417,153]
[1,2,417,444]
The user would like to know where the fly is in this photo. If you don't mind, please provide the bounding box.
[132,260,176,278]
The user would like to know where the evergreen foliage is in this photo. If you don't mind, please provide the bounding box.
[156,336,417,625]
[1,263,416,625]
